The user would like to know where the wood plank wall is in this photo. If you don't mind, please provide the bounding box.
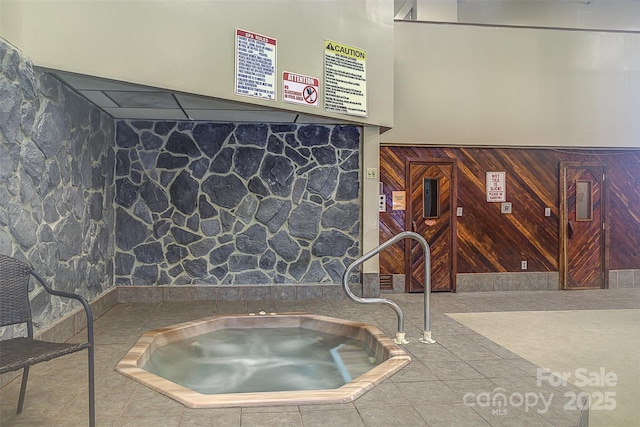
[380,146,640,276]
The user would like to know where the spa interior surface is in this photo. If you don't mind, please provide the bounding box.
[1,288,638,427]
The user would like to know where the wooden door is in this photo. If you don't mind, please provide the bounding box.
[560,163,608,289]
[405,159,456,292]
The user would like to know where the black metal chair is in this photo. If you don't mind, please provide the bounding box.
[0,254,95,427]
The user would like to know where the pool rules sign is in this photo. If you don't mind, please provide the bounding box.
[235,29,276,100]
[323,40,367,117]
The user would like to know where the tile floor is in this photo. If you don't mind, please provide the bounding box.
[1,288,639,426]
[449,308,640,426]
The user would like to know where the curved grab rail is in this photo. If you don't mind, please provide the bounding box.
[342,231,435,344]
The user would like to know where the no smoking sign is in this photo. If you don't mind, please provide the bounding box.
[283,71,319,107]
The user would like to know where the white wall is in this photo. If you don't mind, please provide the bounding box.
[0,0,394,128]
[382,21,640,148]
[416,0,457,22]
[456,0,640,32]
[362,126,381,273]
[413,0,640,32]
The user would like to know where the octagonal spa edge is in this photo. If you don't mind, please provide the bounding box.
[115,312,412,408]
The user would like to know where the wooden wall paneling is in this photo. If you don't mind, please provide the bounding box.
[379,146,640,289]
[604,151,640,269]
[451,148,559,273]
[379,147,407,275]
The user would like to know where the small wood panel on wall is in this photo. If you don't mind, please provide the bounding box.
[379,146,640,279]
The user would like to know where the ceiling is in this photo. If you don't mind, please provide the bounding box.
[51,70,350,124]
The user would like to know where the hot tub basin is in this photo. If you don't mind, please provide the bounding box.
[116,313,411,408]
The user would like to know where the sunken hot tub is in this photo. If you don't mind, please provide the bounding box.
[116,313,411,408]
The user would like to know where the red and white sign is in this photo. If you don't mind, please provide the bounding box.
[282,71,319,107]
[235,29,277,100]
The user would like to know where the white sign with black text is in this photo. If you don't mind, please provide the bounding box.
[323,40,367,117]
[486,171,506,202]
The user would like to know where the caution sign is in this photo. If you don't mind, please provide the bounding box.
[235,29,277,100]
[283,71,319,107]
[324,40,367,117]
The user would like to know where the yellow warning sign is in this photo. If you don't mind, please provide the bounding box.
[324,40,367,117]
[324,41,366,60]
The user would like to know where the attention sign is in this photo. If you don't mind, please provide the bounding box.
[323,40,367,117]
[283,72,319,107]
[235,29,277,100]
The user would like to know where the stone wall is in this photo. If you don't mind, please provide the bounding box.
[0,38,115,331]
[114,121,361,289]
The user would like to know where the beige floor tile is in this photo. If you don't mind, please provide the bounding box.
[300,408,365,427]
[448,309,640,426]
[414,402,491,427]
[357,405,427,426]
[240,411,303,427]
[179,408,241,427]
[2,289,638,426]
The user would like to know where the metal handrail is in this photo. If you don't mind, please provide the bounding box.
[341,231,435,344]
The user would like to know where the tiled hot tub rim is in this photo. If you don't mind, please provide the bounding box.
[115,313,411,408]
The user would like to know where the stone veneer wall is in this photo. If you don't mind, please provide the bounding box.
[114,121,361,289]
[0,38,115,332]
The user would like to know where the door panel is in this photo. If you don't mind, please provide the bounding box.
[561,163,607,289]
[405,160,455,292]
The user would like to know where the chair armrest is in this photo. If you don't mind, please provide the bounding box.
[28,270,94,346]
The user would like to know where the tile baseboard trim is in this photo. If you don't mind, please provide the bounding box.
[609,269,640,289]
[116,283,357,303]
[456,272,560,292]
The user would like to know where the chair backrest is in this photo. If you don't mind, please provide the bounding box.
[0,254,34,329]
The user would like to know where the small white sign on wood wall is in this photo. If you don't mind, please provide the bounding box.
[486,171,506,202]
